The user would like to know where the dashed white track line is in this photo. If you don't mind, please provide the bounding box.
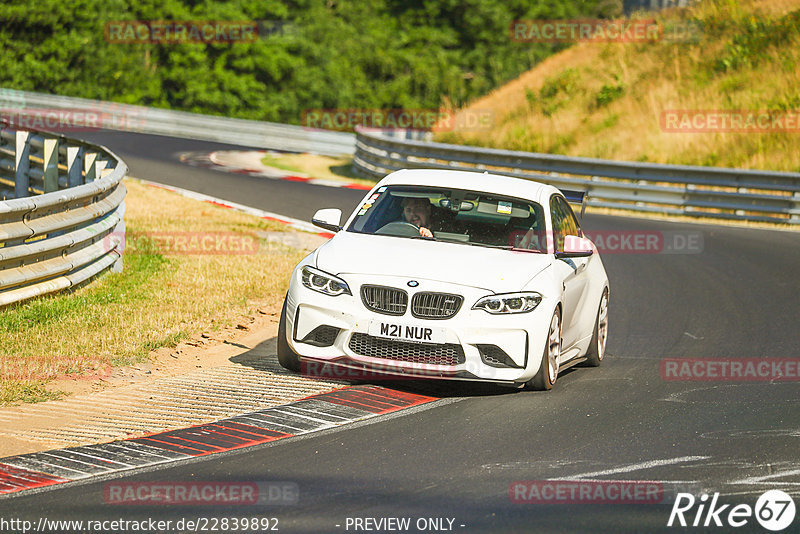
[730,468,800,486]
[557,456,710,480]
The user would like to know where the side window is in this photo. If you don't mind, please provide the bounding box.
[549,195,566,252]
[508,203,547,252]
[557,196,581,237]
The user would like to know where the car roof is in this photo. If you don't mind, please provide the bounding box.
[377,169,560,204]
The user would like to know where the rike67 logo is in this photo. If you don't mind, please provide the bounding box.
[668,490,796,531]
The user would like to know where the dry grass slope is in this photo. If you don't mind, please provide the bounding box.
[437,0,800,172]
[0,179,305,404]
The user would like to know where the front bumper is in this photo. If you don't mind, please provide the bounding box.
[286,272,553,385]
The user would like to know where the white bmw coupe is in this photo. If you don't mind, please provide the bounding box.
[278,169,609,390]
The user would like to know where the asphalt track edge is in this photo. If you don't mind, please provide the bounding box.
[0,387,460,501]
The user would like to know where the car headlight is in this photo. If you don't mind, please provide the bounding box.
[472,292,542,314]
[301,266,351,296]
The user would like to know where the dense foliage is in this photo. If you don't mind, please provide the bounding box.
[0,0,620,125]
[435,0,800,172]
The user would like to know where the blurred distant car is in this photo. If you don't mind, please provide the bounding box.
[278,169,609,390]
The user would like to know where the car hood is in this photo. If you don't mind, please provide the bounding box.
[315,231,552,292]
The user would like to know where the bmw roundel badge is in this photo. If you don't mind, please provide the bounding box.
[407,280,419,287]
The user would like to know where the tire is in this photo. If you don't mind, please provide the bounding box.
[528,307,562,391]
[277,298,301,372]
[584,289,609,367]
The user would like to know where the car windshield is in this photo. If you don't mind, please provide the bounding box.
[347,185,547,252]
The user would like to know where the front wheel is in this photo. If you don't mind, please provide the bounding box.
[277,299,301,372]
[528,308,561,391]
[584,289,609,367]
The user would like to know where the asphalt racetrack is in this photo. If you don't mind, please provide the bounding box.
[2,130,799,533]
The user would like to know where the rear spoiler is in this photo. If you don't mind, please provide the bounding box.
[561,189,588,218]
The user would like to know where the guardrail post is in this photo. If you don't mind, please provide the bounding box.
[1,123,128,307]
[112,200,125,273]
[42,137,58,192]
[792,192,800,224]
[67,145,83,187]
[14,130,30,198]
[84,151,97,182]
[96,159,109,179]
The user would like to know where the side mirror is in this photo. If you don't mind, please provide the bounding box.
[556,235,594,258]
[312,208,343,232]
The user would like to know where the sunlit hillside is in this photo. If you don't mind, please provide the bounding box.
[436,0,800,172]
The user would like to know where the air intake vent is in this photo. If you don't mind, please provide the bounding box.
[361,285,408,316]
[299,325,341,347]
[477,344,522,368]
[411,292,463,319]
[349,333,465,366]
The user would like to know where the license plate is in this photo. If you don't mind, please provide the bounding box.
[368,321,447,344]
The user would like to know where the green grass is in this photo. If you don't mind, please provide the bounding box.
[0,253,168,334]
[128,330,189,363]
[593,80,625,109]
[0,382,61,405]
[261,154,304,174]
[0,249,172,404]
[260,153,370,183]
[0,179,307,405]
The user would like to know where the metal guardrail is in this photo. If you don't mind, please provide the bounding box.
[0,122,127,307]
[624,0,691,14]
[5,89,798,224]
[0,88,355,156]
[353,128,800,225]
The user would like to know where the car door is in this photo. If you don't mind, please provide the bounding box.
[549,195,592,353]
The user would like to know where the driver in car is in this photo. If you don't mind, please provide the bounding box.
[401,197,435,238]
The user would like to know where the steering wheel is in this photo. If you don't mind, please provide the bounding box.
[375,221,423,237]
